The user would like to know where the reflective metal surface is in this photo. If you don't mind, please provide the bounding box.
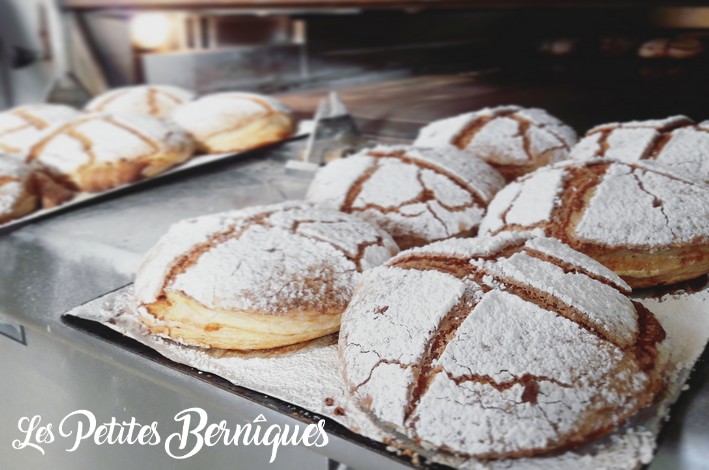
[0,137,706,469]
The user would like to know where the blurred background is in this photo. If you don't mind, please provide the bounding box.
[3,1,709,138]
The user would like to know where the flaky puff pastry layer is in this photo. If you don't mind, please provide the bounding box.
[141,291,342,350]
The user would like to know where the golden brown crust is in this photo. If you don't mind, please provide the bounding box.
[0,174,38,224]
[135,203,398,350]
[195,111,294,154]
[142,291,342,350]
[26,114,194,193]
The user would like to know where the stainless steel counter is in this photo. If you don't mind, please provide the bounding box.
[0,138,707,469]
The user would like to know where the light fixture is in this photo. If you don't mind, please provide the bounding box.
[130,13,173,51]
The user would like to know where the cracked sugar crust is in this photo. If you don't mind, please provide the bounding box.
[170,92,292,139]
[0,104,81,158]
[339,233,667,459]
[85,85,195,118]
[413,105,577,179]
[479,160,709,249]
[0,157,35,220]
[570,115,709,184]
[134,201,399,315]
[306,145,506,249]
[25,112,194,175]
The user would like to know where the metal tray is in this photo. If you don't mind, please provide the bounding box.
[0,134,306,235]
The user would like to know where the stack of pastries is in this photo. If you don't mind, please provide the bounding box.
[0,84,295,225]
[132,103,709,463]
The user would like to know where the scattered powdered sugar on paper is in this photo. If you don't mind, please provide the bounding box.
[66,276,709,468]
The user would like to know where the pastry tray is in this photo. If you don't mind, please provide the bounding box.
[0,133,307,235]
[62,281,709,469]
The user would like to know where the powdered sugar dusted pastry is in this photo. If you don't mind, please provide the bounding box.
[85,85,194,118]
[0,156,39,223]
[570,116,709,183]
[134,201,399,350]
[340,233,667,459]
[0,104,80,158]
[480,160,709,287]
[306,145,505,249]
[26,113,194,192]
[414,105,577,180]
[171,92,294,154]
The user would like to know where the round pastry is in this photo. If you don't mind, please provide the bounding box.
[638,37,704,59]
[0,104,81,158]
[479,160,709,288]
[340,232,667,459]
[85,85,195,118]
[26,112,194,192]
[0,156,39,223]
[134,201,399,350]
[570,115,709,184]
[306,145,505,250]
[170,92,294,154]
[414,105,577,180]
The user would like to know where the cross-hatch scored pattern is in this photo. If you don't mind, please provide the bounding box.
[156,205,393,305]
[336,151,488,247]
[488,160,707,246]
[0,110,51,154]
[90,87,189,116]
[28,115,164,168]
[453,109,572,161]
[496,163,607,244]
[586,118,709,161]
[342,237,665,458]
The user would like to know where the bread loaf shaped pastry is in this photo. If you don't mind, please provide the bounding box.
[480,160,709,287]
[134,201,399,350]
[0,104,81,158]
[0,157,39,223]
[571,115,709,183]
[414,105,577,180]
[638,37,704,59]
[306,145,505,249]
[85,85,195,118]
[171,92,294,154]
[26,113,194,192]
[340,232,667,459]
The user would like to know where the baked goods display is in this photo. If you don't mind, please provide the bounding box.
[171,92,294,154]
[134,201,399,350]
[414,105,578,180]
[638,37,704,59]
[306,145,505,249]
[479,160,709,288]
[26,112,194,192]
[0,157,39,223]
[339,232,667,459]
[570,115,709,183]
[0,104,81,158]
[85,85,195,118]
